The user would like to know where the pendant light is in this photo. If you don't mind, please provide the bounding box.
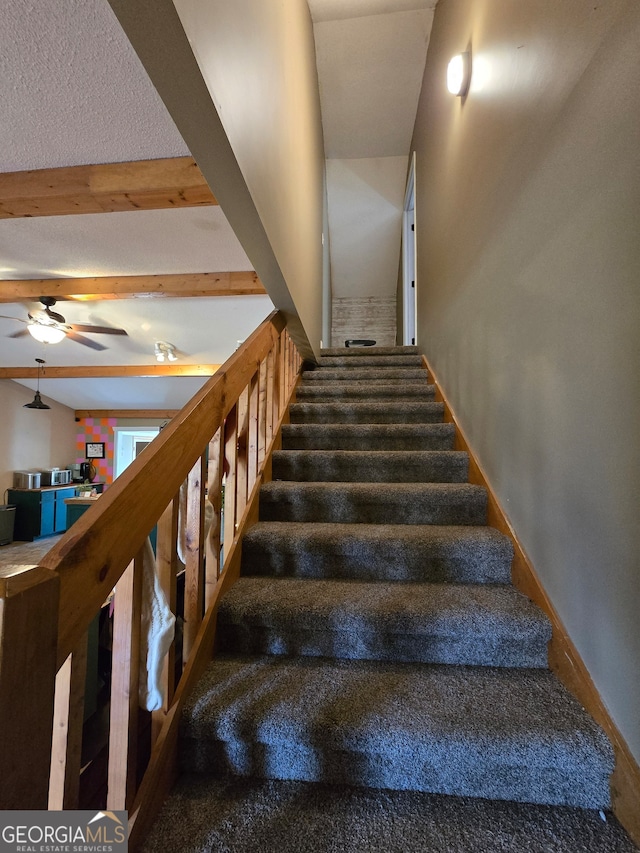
[24,358,50,410]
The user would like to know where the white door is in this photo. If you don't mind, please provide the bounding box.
[402,153,417,346]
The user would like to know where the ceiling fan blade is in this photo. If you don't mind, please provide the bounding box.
[66,331,108,351]
[0,314,27,323]
[7,328,30,339]
[68,323,128,336]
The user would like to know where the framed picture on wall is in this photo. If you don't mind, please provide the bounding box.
[86,442,105,459]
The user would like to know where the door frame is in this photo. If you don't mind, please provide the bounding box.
[402,152,417,346]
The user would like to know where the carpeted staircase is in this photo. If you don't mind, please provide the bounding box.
[143,347,637,853]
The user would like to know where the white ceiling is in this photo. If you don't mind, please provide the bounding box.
[311,1,437,159]
[0,0,435,411]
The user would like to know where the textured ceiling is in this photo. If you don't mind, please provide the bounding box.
[0,207,252,279]
[0,0,188,171]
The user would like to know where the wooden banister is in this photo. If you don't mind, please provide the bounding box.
[0,310,303,837]
[39,311,286,668]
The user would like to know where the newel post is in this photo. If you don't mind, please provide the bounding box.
[0,567,60,808]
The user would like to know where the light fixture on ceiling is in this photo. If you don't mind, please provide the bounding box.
[24,358,50,410]
[154,341,178,363]
[447,51,471,97]
[27,321,67,344]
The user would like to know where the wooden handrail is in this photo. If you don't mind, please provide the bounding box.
[40,311,286,668]
[0,310,302,827]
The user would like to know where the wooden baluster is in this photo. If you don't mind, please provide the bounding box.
[107,549,144,810]
[205,428,224,594]
[258,357,268,469]
[223,405,238,565]
[236,387,249,522]
[183,454,206,661]
[49,636,88,809]
[248,368,260,492]
[0,567,59,808]
[265,347,275,447]
[153,496,179,739]
[272,336,281,431]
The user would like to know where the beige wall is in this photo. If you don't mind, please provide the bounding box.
[108,0,325,360]
[411,0,640,763]
[0,380,77,497]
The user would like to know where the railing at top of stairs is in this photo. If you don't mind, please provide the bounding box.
[0,311,302,847]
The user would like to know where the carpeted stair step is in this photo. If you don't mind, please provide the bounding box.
[296,381,434,401]
[142,775,638,853]
[180,655,614,809]
[272,450,469,483]
[301,367,429,382]
[241,523,514,584]
[318,355,424,368]
[217,577,551,668]
[289,401,445,424]
[320,346,419,357]
[259,482,487,525]
[282,423,454,450]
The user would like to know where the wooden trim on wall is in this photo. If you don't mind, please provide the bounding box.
[0,272,266,302]
[0,365,220,379]
[74,410,179,420]
[422,354,640,847]
[0,157,215,218]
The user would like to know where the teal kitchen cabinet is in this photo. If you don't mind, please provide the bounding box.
[8,486,76,541]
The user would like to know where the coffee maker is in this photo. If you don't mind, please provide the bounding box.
[79,462,96,482]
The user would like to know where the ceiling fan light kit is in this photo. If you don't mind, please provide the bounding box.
[2,296,128,350]
[27,322,67,344]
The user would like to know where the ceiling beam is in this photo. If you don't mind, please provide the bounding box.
[0,156,216,218]
[0,364,220,379]
[0,272,266,302]
[75,410,179,420]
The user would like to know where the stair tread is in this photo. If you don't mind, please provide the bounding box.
[272,449,469,483]
[142,775,638,853]
[241,522,513,583]
[282,422,454,450]
[221,577,548,633]
[260,482,487,525]
[302,368,428,381]
[289,401,445,424]
[318,356,424,367]
[182,655,613,808]
[320,346,419,356]
[219,578,550,667]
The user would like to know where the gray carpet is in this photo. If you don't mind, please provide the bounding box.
[142,776,638,853]
[148,346,637,851]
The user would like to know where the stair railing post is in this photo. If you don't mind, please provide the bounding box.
[0,567,60,808]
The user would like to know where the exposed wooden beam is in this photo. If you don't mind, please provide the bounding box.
[0,157,216,218]
[75,410,179,420]
[0,272,266,303]
[0,365,220,379]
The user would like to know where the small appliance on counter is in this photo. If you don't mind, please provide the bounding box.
[13,471,42,489]
[80,461,96,482]
[41,468,72,486]
[69,463,83,483]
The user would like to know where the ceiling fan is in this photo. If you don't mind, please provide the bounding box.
[0,296,128,350]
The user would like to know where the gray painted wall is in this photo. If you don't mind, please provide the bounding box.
[109,0,325,360]
[411,0,640,763]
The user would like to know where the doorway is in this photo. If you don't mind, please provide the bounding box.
[402,152,417,346]
[113,427,160,479]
